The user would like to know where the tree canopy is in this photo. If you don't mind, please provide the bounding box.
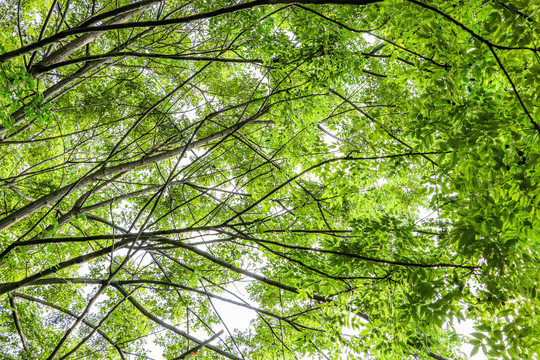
[0,0,539,359]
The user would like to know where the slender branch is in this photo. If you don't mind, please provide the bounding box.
[12,292,126,360]
[114,285,243,360]
[489,46,540,136]
[226,151,444,223]
[329,88,439,166]
[8,295,30,353]
[27,0,58,68]
[230,233,477,270]
[155,237,371,320]
[173,330,224,360]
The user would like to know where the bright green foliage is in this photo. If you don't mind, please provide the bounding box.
[0,0,539,359]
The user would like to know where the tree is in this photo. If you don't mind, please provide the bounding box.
[0,0,539,359]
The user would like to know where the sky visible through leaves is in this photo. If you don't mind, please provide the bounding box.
[0,1,539,359]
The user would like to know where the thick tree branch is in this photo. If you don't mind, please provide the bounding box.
[31,52,266,76]
[0,0,382,64]
[0,108,268,233]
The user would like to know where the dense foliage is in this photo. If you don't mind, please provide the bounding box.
[0,0,539,359]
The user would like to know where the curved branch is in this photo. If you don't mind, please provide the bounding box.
[0,0,383,64]
[489,46,540,136]
[405,0,537,52]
